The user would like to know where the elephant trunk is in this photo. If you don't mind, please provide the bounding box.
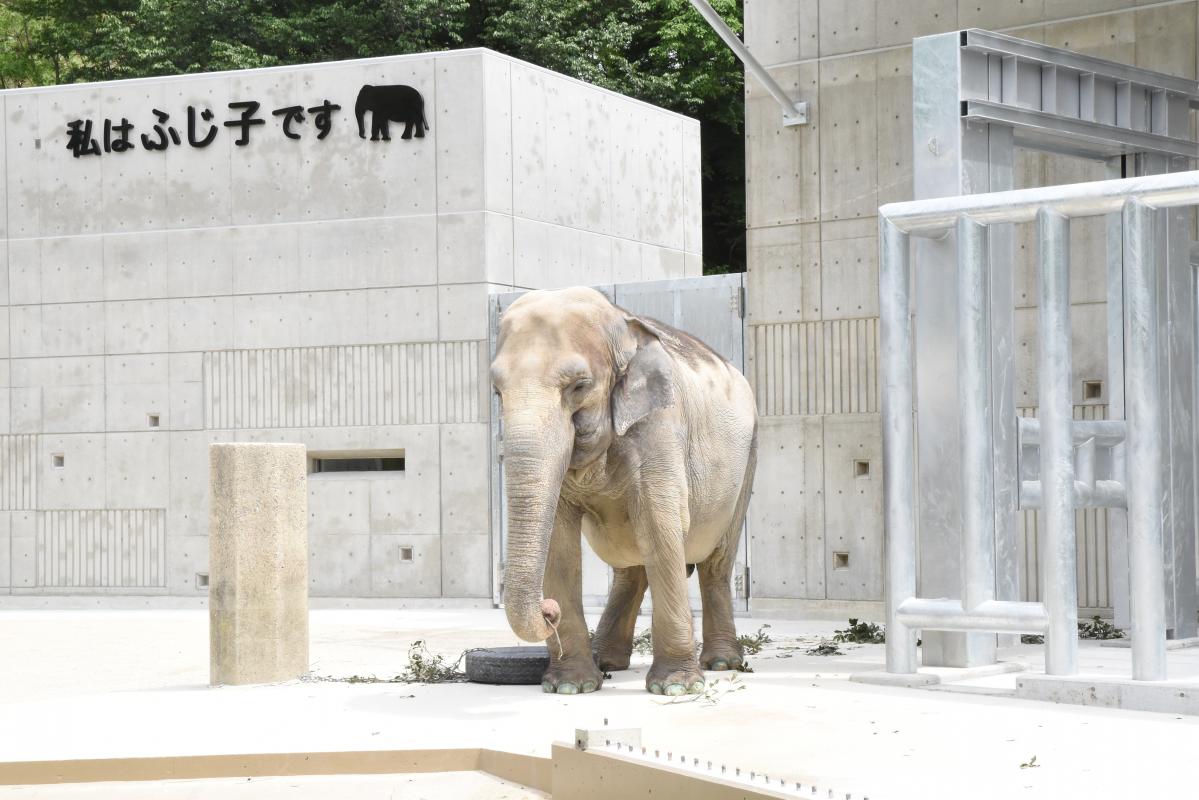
[502,406,572,643]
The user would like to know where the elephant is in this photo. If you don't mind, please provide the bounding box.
[490,286,758,696]
[355,84,429,141]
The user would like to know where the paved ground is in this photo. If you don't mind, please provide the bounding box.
[0,608,1196,799]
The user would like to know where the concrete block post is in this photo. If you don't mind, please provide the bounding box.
[209,443,309,686]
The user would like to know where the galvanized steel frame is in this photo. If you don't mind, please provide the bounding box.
[880,168,1199,680]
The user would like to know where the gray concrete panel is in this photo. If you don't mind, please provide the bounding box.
[308,475,371,535]
[957,0,1047,30]
[99,81,169,234]
[102,235,171,303]
[4,93,39,238]
[823,416,883,601]
[8,511,34,590]
[1134,4,1197,79]
[876,47,914,207]
[372,533,441,597]
[167,534,210,593]
[484,212,515,286]
[435,52,485,214]
[819,233,879,320]
[308,532,371,596]
[818,0,876,56]
[818,55,878,222]
[0,511,9,589]
[749,416,825,599]
[482,55,513,216]
[1042,9,1135,63]
[37,87,104,237]
[746,65,818,227]
[877,0,956,48]
[38,433,105,509]
[746,223,821,323]
[439,284,489,341]
[42,236,105,304]
[7,238,39,306]
[163,75,233,229]
[231,224,301,295]
[441,533,490,598]
[105,300,169,354]
[168,430,228,539]
[168,296,234,352]
[106,381,169,432]
[366,287,440,345]
[439,423,490,536]
[105,432,169,508]
[165,227,234,298]
[229,68,303,226]
[437,212,485,285]
[744,0,805,66]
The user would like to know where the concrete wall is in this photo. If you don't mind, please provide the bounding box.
[0,49,701,599]
[743,0,1199,617]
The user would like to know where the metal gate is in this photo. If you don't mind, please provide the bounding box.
[488,274,749,612]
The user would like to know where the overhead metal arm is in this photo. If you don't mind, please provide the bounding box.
[686,0,808,126]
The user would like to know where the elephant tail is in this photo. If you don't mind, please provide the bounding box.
[421,107,429,131]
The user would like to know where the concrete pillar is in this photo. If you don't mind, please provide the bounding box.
[209,443,309,685]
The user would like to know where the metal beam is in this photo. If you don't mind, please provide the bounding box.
[686,0,807,126]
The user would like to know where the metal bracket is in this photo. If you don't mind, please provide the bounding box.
[687,0,808,127]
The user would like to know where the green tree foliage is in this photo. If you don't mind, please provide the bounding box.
[0,0,745,272]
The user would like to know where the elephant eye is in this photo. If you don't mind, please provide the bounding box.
[568,378,592,398]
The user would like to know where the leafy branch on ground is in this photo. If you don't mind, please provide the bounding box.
[1020,755,1040,769]
[736,624,772,654]
[832,618,885,644]
[806,640,844,656]
[632,628,654,655]
[1021,617,1124,645]
[1078,616,1124,640]
[304,640,467,685]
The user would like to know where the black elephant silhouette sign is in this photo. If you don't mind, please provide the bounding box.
[355,84,429,141]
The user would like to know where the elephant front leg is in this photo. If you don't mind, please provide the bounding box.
[591,565,648,671]
[637,487,704,696]
[540,501,605,694]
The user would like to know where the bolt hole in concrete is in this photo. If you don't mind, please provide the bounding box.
[833,552,850,570]
[1083,379,1103,401]
[853,459,871,478]
[52,453,65,468]
[147,413,161,428]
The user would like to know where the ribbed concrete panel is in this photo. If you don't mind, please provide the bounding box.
[204,341,483,429]
[35,508,166,588]
[751,318,879,417]
[0,434,37,510]
[1016,404,1112,610]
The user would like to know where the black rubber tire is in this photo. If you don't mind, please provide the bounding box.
[465,646,551,685]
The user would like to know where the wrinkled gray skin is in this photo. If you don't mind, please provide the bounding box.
[491,287,758,696]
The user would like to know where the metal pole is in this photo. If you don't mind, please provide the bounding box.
[1037,208,1079,676]
[880,219,917,674]
[1122,198,1168,681]
[686,0,807,126]
[957,216,997,617]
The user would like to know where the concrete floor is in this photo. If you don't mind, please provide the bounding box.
[0,608,1196,799]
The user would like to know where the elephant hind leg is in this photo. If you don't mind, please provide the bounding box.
[401,119,414,139]
[591,565,648,671]
[699,428,757,671]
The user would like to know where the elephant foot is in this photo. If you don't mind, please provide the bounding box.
[646,659,705,696]
[592,643,632,673]
[700,641,745,671]
[542,657,604,695]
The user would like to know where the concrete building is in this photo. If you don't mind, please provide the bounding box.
[742,0,1199,619]
[0,49,702,600]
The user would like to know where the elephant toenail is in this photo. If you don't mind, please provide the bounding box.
[542,681,555,693]
[557,683,579,695]
[649,683,663,694]
[664,683,687,696]
[710,659,729,671]
[689,680,706,693]
[582,681,597,692]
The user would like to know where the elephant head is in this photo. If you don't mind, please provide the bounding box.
[490,288,675,642]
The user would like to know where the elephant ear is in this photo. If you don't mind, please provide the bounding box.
[612,316,676,436]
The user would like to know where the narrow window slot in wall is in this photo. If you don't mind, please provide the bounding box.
[147,413,161,428]
[1083,380,1103,401]
[400,546,414,562]
[52,453,65,469]
[310,452,405,473]
[853,459,871,478]
[833,552,850,570]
